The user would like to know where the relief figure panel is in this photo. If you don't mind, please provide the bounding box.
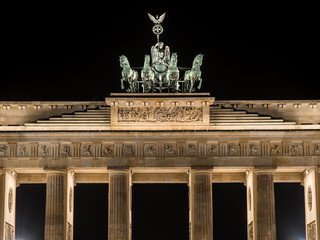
[0,144,9,157]
[5,222,14,240]
[307,221,316,240]
[117,106,203,123]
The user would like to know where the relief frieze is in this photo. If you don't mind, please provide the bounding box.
[123,144,135,157]
[290,143,303,156]
[270,143,282,156]
[249,143,261,156]
[164,144,177,157]
[186,143,198,156]
[228,144,240,156]
[0,144,9,157]
[144,144,157,157]
[313,143,320,156]
[81,144,94,157]
[38,144,52,157]
[207,143,219,156]
[17,144,30,157]
[60,144,72,157]
[0,141,319,159]
[117,106,203,122]
[102,144,114,157]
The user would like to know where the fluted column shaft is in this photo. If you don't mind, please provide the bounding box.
[303,168,320,240]
[256,173,276,239]
[0,170,17,240]
[45,173,66,240]
[246,170,276,240]
[108,172,131,240]
[190,171,213,240]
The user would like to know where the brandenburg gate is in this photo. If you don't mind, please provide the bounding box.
[1,13,320,240]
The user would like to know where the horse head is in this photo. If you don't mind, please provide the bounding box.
[192,54,204,69]
[170,53,178,67]
[143,55,151,67]
[119,55,129,69]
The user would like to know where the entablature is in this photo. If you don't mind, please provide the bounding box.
[1,131,319,171]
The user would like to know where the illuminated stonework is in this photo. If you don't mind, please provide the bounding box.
[0,94,319,240]
[8,188,13,213]
[308,185,312,211]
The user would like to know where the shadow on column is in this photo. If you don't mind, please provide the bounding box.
[74,183,108,240]
[132,184,189,240]
[213,183,247,240]
[275,183,305,240]
[16,184,46,240]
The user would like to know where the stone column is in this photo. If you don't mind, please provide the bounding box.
[303,168,320,240]
[189,170,213,240]
[246,169,276,240]
[0,170,17,240]
[44,170,75,240]
[108,171,131,240]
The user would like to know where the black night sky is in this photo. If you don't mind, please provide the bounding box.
[3,1,316,239]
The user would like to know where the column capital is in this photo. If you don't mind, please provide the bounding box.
[1,169,18,181]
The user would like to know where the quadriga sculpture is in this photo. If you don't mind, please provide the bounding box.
[184,54,203,93]
[120,55,139,93]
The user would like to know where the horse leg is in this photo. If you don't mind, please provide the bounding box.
[121,77,125,90]
[197,77,202,90]
[184,80,189,93]
[189,78,194,93]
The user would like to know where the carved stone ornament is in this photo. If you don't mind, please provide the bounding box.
[117,106,203,123]
[81,144,94,157]
[17,144,30,157]
[1,140,319,158]
[307,221,316,240]
[69,187,73,213]
[207,143,219,156]
[144,144,157,157]
[38,144,51,157]
[249,143,261,156]
[67,222,73,240]
[308,185,312,211]
[290,143,303,156]
[313,143,320,156]
[8,187,13,213]
[248,221,253,240]
[123,144,135,157]
[270,143,281,156]
[248,187,252,211]
[5,222,14,240]
[186,143,198,156]
[102,144,114,157]
[228,144,240,156]
[164,144,177,157]
[0,144,9,157]
[60,144,72,157]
